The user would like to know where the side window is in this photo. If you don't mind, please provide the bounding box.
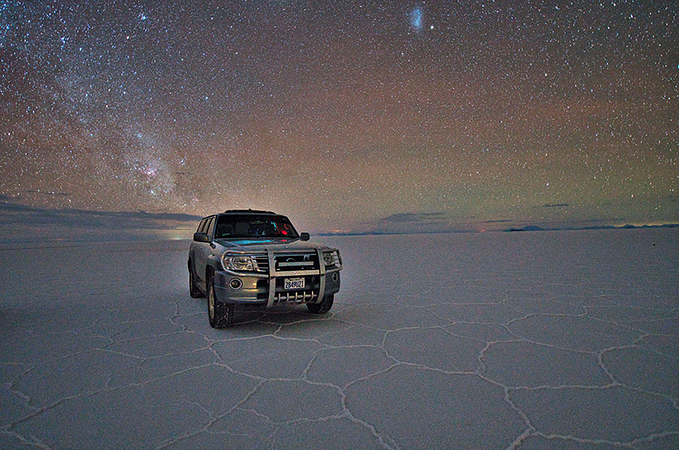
[197,219,207,233]
[206,216,216,239]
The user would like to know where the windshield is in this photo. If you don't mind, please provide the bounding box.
[214,215,299,239]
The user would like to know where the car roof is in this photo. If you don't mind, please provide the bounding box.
[222,209,276,215]
[199,209,288,220]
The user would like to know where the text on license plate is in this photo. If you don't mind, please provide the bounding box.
[284,277,305,290]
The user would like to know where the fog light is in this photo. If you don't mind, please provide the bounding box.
[229,278,243,290]
[331,272,339,282]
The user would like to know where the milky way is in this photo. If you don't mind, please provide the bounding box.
[0,1,677,232]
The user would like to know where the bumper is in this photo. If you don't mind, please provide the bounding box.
[213,268,341,308]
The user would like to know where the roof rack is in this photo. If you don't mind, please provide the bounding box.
[222,209,277,215]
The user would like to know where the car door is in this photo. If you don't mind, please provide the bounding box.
[190,218,206,281]
[194,216,215,284]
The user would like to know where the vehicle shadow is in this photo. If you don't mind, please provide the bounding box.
[181,294,338,333]
[236,304,334,327]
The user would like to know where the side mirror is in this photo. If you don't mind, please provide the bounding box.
[193,232,210,243]
[300,232,310,241]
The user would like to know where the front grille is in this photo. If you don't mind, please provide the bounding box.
[255,256,269,273]
[274,252,319,272]
[251,250,326,304]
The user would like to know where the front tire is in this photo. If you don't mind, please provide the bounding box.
[307,295,334,314]
[207,276,234,328]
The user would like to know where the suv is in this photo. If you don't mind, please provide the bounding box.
[188,210,342,327]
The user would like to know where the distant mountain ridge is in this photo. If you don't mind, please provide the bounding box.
[0,201,201,228]
[504,223,679,232]
[318,223,679,236]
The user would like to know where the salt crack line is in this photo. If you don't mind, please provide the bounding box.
[155,379,267,449]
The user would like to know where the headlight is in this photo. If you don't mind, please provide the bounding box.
[222,252,260,272]
[323,250,342,269]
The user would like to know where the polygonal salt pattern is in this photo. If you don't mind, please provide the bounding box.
[1,230,678,449]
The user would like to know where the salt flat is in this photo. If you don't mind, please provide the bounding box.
[1,229,677,449]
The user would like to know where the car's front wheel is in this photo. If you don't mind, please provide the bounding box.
[307,295,333,314]
[207,276,234,327]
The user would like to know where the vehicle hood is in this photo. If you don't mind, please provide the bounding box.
[213,238,330,252]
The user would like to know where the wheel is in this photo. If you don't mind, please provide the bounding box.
[207,276,234,328]
[307,295,334,314]
[188,261,204,298]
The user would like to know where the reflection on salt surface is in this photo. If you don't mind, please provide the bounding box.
[0,229,677,448]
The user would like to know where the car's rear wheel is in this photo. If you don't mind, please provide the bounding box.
[307,295,333,314]
[188,261,204,298]
[207,276,234,327]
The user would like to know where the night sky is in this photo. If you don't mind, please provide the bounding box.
[1,1,677,233]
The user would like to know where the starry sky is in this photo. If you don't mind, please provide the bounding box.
[1,0,677,234]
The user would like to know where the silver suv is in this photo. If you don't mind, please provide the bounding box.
[188,210,342,327]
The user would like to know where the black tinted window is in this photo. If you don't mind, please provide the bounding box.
[206,216,216,238]
[214,215,299,239]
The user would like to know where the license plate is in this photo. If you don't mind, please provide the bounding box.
[284,277,305,290]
